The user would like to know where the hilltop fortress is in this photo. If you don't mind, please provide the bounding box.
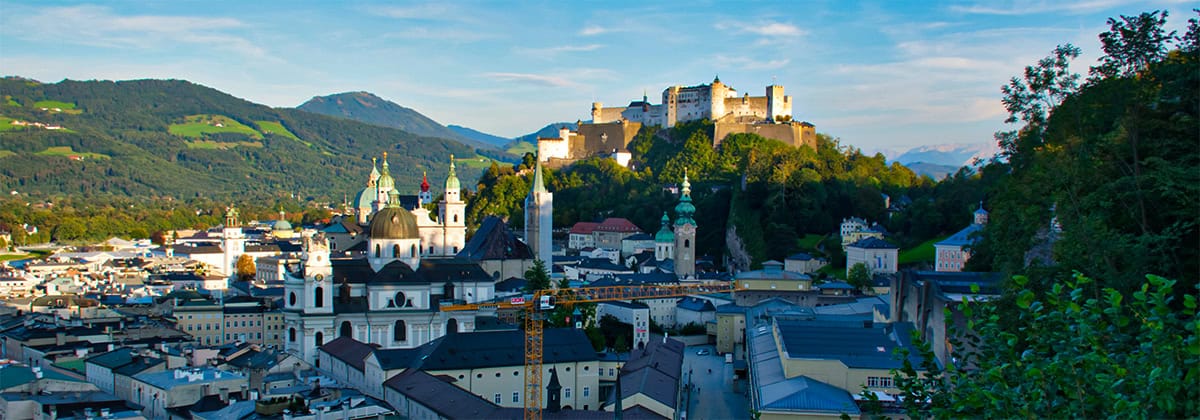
[538,77,816,167]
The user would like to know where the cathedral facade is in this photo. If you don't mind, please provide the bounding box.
[284,154,485,365]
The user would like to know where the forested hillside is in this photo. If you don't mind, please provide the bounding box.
[0,78,476,199]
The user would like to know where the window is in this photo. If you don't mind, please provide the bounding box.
[867,376,894,388]
[565,387,571,398]
[410,244,416,258]
[494,394,501,404]
[315,332,323,346]
[375,244,381,258]
[394,291,406,307]
[340,321,352,338]
[609,368,614,376]
[394,320,407,341]
[513,392,520,403]
[314,287,324,307]
[393,244,400,257]
[583,387,589,397]
[289,327,296,342]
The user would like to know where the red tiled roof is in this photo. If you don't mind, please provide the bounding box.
[595,218,641,233]
[569,222,600,235]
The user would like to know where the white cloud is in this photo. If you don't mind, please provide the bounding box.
[714,55,791,70]
[580,25,607,36]
[949,0,1138,16]
[715,21,807,38]
[4,5,274,60]
[514,44,604,58]
[483,72,575,88]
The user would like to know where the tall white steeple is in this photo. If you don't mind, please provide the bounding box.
[525,158,553,265]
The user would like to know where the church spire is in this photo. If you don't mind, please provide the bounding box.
[674,169,695,227]
[445,155,461,193]
[377,152,394,191]
[531,157,547,194]
[420,171,430,193]
[368,157,380,187]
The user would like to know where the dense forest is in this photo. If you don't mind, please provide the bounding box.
[0,78,482,200]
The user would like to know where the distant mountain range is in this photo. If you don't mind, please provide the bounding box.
[894,142,1000,167]
[298,91,505,150]
[447,125,512,148]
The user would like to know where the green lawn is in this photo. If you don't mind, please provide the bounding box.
[33,100,81,114]
[169,114,262,139]
[0,150,16,159]
[817,264,847,280]
[506,141,537,156]
[0,116,14,131]
[255,120,303,142]
[456,155,500,171]
[36,146,110,159]
[899,236,946,266]
[186,140,264,149]
[796,234,826,251]
[4,97,18,107]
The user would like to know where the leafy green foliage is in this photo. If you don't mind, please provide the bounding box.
[523,259,551,293]
[846,263,872,291]
[870,273,1199,418]
[971,10,1199,291]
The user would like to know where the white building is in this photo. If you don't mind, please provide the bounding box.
[845,237,899,276]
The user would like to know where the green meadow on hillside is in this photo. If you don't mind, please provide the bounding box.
[169,114,263,139]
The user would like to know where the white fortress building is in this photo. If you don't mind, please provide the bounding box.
[538,77,815,168]
[590,76,793,128]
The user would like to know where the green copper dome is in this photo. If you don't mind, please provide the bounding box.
[273,219,292,231]
[370,193,418,240]
[378,152,395,191]
[354,186,375,209]
[445,155,461,193]
[655,212,674,242]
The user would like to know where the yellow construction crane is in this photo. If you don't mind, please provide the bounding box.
[441,282,737,420]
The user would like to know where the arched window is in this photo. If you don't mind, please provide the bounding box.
[394,320,407,341]
[315,332,323,347]
[443,282,455,299]
[340,321,352,338]
[684,239,690,248]
[288,327,296,342]
[446,318,458,334]
[288,292,296,306]
[454,214,459,223]
[314,287,324,307]
[411,244,417,258]
[375,244,381,258]
[393,244,400,257]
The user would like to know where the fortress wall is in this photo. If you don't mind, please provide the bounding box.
[576,121,642,158]
[714,121,817,150]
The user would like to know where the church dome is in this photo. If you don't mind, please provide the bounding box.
[369,207,419,239]
[273,219,292,231]
[354,186,374,209]
[655,213,674,242]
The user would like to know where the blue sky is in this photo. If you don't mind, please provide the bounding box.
[1,1,1192,153]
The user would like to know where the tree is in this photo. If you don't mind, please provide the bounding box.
[523,259,551,293]
[613,334,630,353]
[847,263,872,291]
[235,254,256,281]
[867,273,1199,418]
[1091,10,1175,79]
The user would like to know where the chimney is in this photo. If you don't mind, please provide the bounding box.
[241,384,249,400]
[202,384,211,396]
[219,387,229,403]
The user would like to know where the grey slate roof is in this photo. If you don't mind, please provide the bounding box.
[675,297,715,312]
[618,338,684,408]
[775,318,924,370]
[846,237,898,250]
[407,328,596,371]
[935,223,984,247]
[320,337,375,371]
[384,370,501,419]
[457,216,533,261]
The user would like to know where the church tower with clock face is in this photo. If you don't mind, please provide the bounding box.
[284,232,336,364]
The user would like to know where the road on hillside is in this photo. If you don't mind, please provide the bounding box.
[681,344,749,420]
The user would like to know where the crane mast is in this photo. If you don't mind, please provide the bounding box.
[441,282,737,420]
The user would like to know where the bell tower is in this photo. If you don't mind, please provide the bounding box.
[439,156,466,255]
[303,232,333,315]
[673,171,697,279]
[525,158,553,265]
